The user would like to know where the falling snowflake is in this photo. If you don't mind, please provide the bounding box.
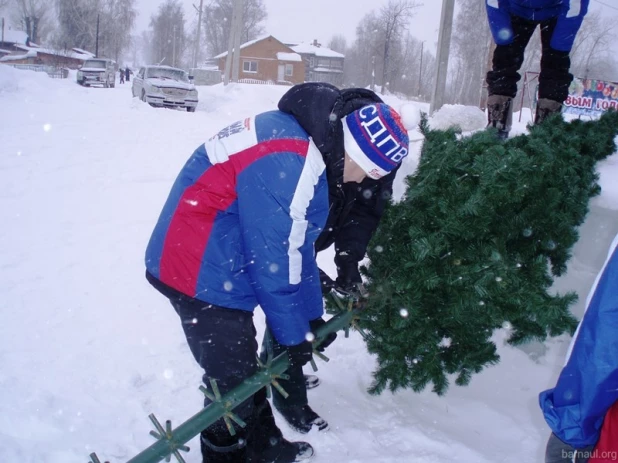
[43,123,52,132]
[439,337,452,348]
[223,281,233,291]
[399,308,409,318]
[305,332,315,342]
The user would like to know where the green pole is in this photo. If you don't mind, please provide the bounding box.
[111,307,357,463]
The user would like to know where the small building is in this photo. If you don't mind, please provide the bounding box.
[0,29,94,70]
[213,35,305,85]
[289,40,344,87]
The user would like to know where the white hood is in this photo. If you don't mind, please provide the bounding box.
[147,78,195,91]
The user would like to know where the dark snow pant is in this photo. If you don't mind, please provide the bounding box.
[487,14,573,103]
[260,330,308,411]
[545,433,593,463]
[171,297,283,461]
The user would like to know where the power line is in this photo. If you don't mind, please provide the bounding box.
[593,0,618,12]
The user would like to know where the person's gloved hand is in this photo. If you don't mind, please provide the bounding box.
[332,280,369,301]
[286,341,313,368]
[309,317,337,352]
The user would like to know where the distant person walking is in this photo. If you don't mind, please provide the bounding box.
[125,67,131,82]
[485,0,589,139]
[119,69,125,84]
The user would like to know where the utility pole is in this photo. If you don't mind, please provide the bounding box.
[430,0,455,115]
[418,40,425,98]
[95,13,100,57]
[231,0,243,82]
[192,0,204,69]
[1,17,5,44]
[223,0,242,85]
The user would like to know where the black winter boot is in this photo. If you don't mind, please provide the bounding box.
[248,400,314,463]
[275,404,329,434]
[535,98,563,125]
[487,94,513,140]
[201,429,248,463]
[304,375,320,390]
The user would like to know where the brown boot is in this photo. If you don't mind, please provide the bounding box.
[535,98,563,125]
[486,94,513,140]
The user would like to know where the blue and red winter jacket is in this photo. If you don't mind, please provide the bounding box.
[145,110,329,346]
[539,233,618,448]
[486,0,589,51]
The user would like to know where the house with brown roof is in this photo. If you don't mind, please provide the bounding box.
[213,35,305,85]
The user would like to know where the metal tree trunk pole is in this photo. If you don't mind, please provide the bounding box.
[90,304,357,463]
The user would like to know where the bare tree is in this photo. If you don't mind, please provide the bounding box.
[376,0,420,93]
[9,0,51,43]
[201,0,266,57]
[52,0,136,61]
[149,0,187,67]
[448,0,493,106]
[569,12,617,81]
[327,34,347,54]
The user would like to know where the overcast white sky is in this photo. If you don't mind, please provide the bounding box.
[133,0,616,52]
[135,0,444,49]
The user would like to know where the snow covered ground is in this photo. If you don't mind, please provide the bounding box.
[0,65,617,463]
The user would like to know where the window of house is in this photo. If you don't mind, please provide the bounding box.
[243,60,258,73]
[309,56,315,68]
[285,64,293,77]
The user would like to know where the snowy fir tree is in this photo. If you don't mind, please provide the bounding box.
[353,111,618,396]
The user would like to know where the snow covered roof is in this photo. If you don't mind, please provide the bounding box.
[0,50,37,62]
[0,48,13,54]
[276,52,301,62]
[213,35,285,59]
[0,30,29,45]
[0,46,94,62]
[290,42,344,59]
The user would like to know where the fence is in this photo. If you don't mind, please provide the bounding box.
[7,64,69,79]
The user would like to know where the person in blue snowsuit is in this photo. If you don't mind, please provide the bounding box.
[485,0,589,138]
[144,82,409,463]
[539,232,618,462]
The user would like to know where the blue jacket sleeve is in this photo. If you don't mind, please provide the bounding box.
[486,0,515,46]
[539,234,618,448]
[237,150,326,346]
[551,0,589,52]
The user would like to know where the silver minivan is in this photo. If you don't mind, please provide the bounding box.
[77,58,116,88]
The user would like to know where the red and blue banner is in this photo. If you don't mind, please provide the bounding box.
[563,77,618,117]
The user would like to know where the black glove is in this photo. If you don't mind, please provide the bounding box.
[309,317,337,352]
[286,341,313,368]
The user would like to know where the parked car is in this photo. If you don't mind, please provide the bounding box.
[132,65,198,112]
[77,58,116,88]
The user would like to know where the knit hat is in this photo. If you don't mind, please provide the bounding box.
[342,103,409,180]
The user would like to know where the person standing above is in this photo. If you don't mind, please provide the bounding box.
[539,232,618,462]
[144,81,409,463]
[485,0,589,139]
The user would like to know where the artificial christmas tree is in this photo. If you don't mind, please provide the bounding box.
[354,111,618,396]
